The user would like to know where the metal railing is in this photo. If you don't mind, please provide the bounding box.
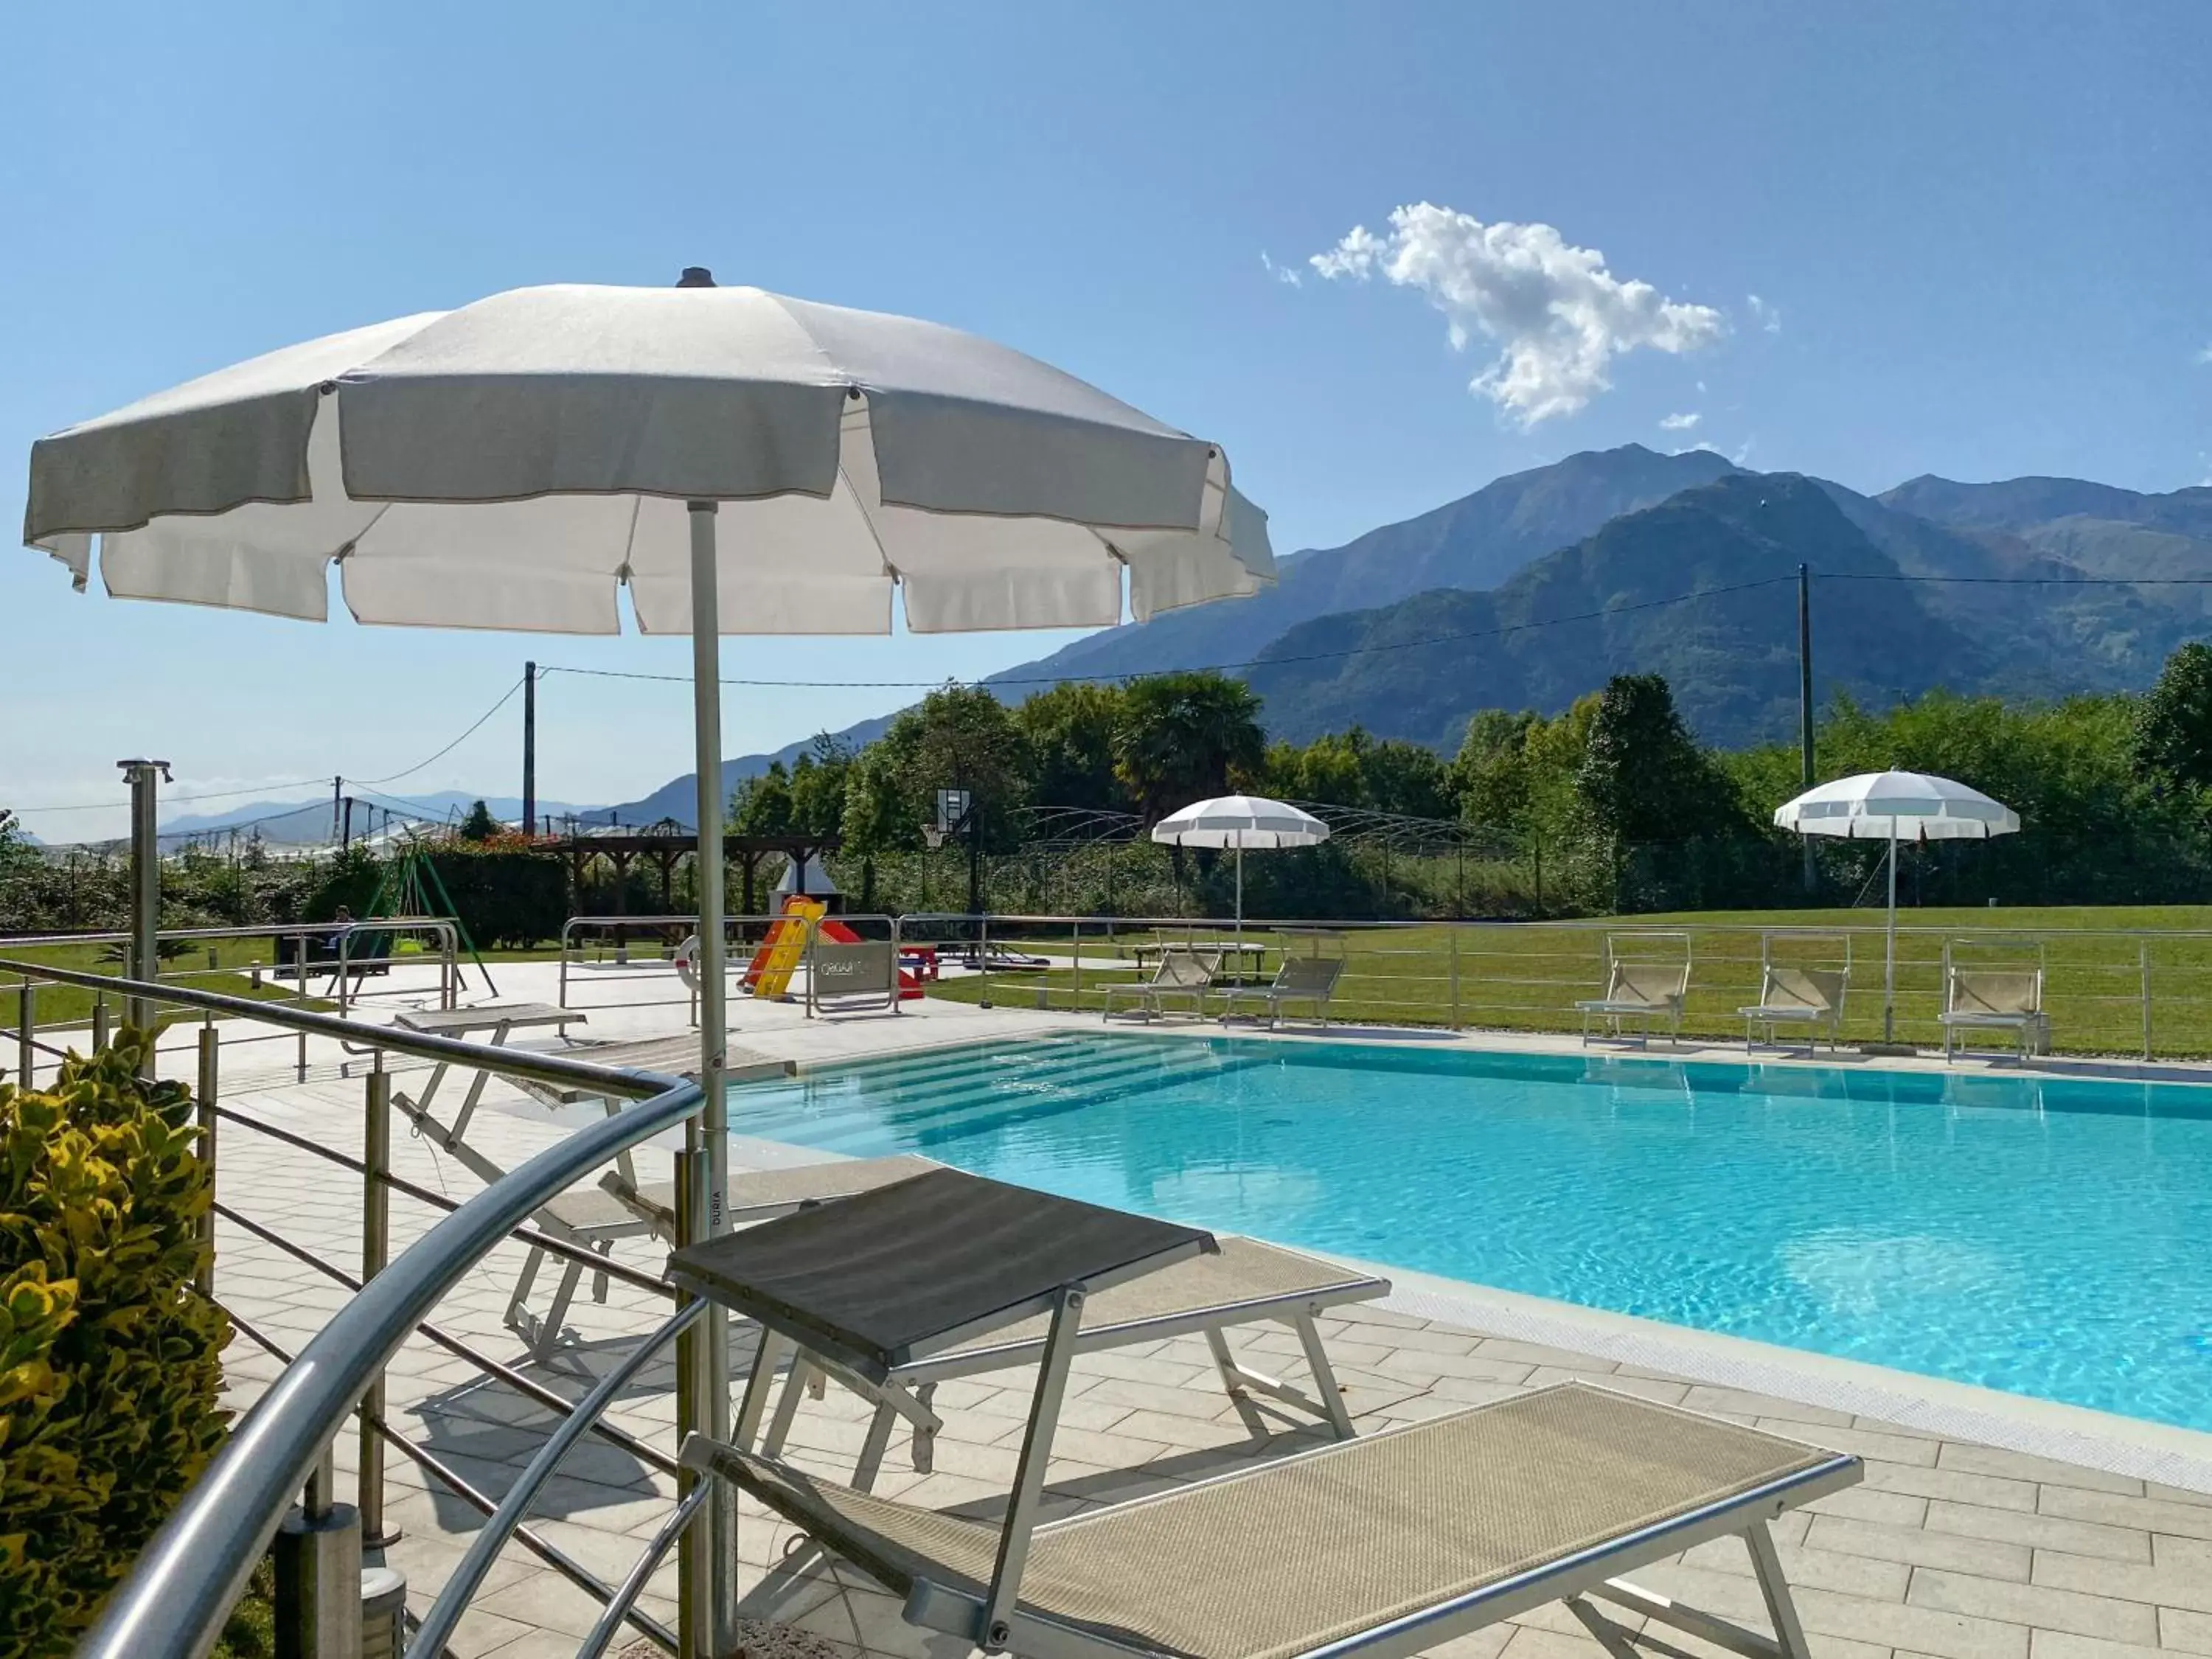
[1,918,465,1085]
[0,954,735,1659]
[557,911,793,1016]
[895,911,2212,1060]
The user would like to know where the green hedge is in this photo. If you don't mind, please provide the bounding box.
[0,1033,229,1655]
[425,849,568,947]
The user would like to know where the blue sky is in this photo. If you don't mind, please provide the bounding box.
[5,2,2208,840]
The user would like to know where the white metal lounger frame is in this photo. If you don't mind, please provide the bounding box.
[1938,942,2050,1060]
[1102,946,1222,1022]
[1217,955,1345,1030]
[391,1068,655,1354]
[687,1385,1858,1659]
[739,1264,1379,1489]
[1739,933,1852,1056]
[1576,932,1691,1048]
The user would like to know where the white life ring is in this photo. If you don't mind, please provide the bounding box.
[674,933,702,992]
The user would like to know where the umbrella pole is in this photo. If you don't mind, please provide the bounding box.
[1235,845,1244,974]
[684,501,735,1651]
[1884,824,1899,1044]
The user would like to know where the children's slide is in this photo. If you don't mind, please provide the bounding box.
[742,897,924,1000]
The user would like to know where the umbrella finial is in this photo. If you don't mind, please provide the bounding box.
[676,266,717,288]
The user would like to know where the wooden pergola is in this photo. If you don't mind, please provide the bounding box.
[559,827,841,919]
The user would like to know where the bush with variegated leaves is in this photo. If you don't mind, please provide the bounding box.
[1,1030,229,1656]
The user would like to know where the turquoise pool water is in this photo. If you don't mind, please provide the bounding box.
[727,1034,2212,1431]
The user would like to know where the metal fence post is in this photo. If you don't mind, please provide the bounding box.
[196,1023,219,1301]
[672,1141,711,1659]
[274,1441,362,1659]
[358,1062,394,1548]
[17,981,33,1089]
[93,990,111,1052]
[296,936,310,1082]
[978,914,992,1009]
[1071,921,1082,1012]
[2140,942,2152,1062]
[1448,927,1462,1032]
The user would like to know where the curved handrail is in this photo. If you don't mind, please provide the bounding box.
[0,957,666,1099]
[74,1062,704,1659]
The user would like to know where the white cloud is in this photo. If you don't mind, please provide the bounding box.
[1658,411,1702,431]
[2196,341,2212,366]
[1310,204,1726,426]
[1259,251,1301,288]
[1747,293,1781,334]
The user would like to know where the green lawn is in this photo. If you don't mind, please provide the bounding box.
[922,905,2212,1058]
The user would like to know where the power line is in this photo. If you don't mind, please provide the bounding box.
[1821,572,2212,586]
[539,574,1805,693]
[10,675,526,817]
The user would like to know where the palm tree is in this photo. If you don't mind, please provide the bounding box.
[1113,672,1266,823]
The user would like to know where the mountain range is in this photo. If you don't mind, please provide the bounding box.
[560,448,2212,821]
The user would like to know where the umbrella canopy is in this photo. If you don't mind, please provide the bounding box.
[25,280,1272,630]
[1152,794,1328,942]
[1150,794,1329,849]
[1772,770,2021,1044]
[22,274,1272,1638]
[1773,770,2020,841]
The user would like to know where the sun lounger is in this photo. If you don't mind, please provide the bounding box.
[1102,947,1222,1022]
[669,1167,1857,1659]
[1940,967,2048,1060]
[1576,960,1690,1047]
[1217,956,1344,1030]
[745,1233,1388,1488]
[1739,966,1847,1054]
[397,1026,788,1354]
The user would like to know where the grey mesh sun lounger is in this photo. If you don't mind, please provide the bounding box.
[669,1168,1859,1659]
[1739,966,1848,1054]
[1576,960,1689,1047]
[1940,967,2049,1060]
[397,1028,792,1354]
[1217,956,1343,1029]
[744,1233,1388,1489]
[1103,947,1222,1022]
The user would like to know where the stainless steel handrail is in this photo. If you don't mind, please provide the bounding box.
[60,964,703,1659]
[557,910,787,1009]
[0,956,664,1099]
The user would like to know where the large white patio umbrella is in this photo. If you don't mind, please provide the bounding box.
[23,271,1273,1633]
[1152,793,1329,961]
[1773,770,2020,1043]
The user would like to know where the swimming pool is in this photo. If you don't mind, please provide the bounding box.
[726,1033,2212,1431]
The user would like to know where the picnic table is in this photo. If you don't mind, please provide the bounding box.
[1130,938,1270,983]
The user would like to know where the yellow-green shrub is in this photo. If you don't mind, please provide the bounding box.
[0,1031,229,1656]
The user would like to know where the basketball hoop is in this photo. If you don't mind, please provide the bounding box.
[927,787,970,850]
[920,824,947,849]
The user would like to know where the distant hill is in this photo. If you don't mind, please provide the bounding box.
[161,790,600,842]
[593,453,2212,810]
[990,445,1739,689]
[1242,472,2205,750]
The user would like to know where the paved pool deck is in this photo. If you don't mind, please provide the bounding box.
[125,958,2212,1659]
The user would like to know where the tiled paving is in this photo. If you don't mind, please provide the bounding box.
[142,961,2212,1659]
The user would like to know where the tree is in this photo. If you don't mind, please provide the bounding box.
[459,799,498,842]
[1576,675,1735,848]
[0,807,35,877]
[787,737,855,840]
[2132,641,2212,797]
[729,761,795,835]
[838,685,1031,854]
[1113,672,1265,822]
[1014,683,1131,813]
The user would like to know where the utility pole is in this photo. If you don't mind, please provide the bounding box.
[522,660,538,837]
[332,775,343,846]
[1798,563,1818,894]
[341,796,354,850]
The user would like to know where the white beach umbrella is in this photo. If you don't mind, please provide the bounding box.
[1773,770,2021,1043]
[1151,793,1329,953]
[22,271,1272,1618]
